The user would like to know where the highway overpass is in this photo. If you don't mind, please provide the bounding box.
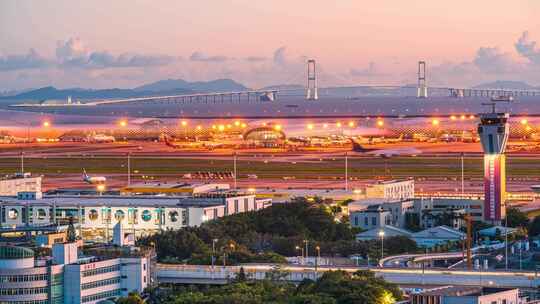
[157,264,540,289]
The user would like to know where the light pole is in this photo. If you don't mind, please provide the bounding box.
[212,238,218,270]
[304,240,309,264]
[315,245,320,272]
[505,204,508,271]
[345,152,348,191]
[378,230,385,263]
[127,153,131,186]
[295,245,304,265]
[460,152,464,195]
[233,152,237,190]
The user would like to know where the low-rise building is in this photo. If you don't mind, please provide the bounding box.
[410,286,524,304]
[411,225,465,248]
[0,173,41,196]
[365,179,414,201]
[0,189,272,240]
[356,225,413,241]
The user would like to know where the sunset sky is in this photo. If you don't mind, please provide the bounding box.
[1,0,540,90]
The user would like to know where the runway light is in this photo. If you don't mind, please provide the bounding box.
[431,119,440,126]
[196,125,202,131]
[348,121,355,127]
[336,122,342,128]
[96,184,106,192]
[377,120,384,127]
[226,124,232,129]
[234,121,240,127]
[241,123,247,128]
[469,115,475,119]
[323,123,328,128]
[181,120,188,127]
[118,120,127,127]
[450,115,456,120]
[247,187,256,193]
[526,125,532,131]
[218,125,225,131]
[274,124,282,131]
[307,123,314,130]
[42,121,50,128]
[212,125,217,130]
[521,118,528,125]
[460,115,466,120]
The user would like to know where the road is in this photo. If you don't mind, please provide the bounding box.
[156,263,540,288]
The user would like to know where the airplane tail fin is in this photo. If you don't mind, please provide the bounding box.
[83,168,89,179]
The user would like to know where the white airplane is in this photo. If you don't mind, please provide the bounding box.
[366,147,422,158]
[83,169,107,184]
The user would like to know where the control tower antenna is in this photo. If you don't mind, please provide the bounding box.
[417,61,428,98]
[306,59,318,100]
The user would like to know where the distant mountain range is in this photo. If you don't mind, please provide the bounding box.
[1,78,249,101]
[134,78,247,92]
[473,80,539,90]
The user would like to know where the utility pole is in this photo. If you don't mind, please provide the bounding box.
[233,152,237,190]
[461,153,464,195]
[127,153,131,186]
[345,152,348,191]
[505,205,509,270]
[20,151,24,174]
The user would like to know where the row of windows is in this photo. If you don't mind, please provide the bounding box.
[81,276,121,290]
[5,301,48,304]
[0,287,47,295]
[0,273,48,283]
[82,288,121,303]
[82,264,120,277]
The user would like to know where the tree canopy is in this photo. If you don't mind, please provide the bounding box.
[150,270,401,304]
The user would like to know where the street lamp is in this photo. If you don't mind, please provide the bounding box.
[295,245,304,265]
[303,240,309,264]
[315,245,321,272]
[211,238,218,271]
[42,121,51,128]
[378,230,385,262]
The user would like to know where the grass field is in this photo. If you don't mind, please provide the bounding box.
[3,156,540,180]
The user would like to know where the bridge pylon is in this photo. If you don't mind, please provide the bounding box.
[417,61,428,98]
[306,59,318,100]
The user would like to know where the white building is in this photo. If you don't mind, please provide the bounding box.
[0,191,271,239]
[365,179,414,201]
[0,174,41,196]
[0,235,152,303]
[411,226,465,248]
[410,286,524,304]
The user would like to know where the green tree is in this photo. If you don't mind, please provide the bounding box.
[506,207,529,228]
[116,292,144,304]
[529,216,540,237]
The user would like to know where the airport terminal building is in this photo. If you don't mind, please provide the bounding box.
[0,189,271,239]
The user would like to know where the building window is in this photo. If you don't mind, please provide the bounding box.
[82,264,121,277]
[181,210,188,225]
[371,217,377,226]
[81,289,121,303]
[354,216,358,226]
[364,217,368,226]
[244,198,249,211]
[7,208,18,220]
[234,200,239,213]
[88,209,98,221]
[141,210,152,222]
[169,211,178,222]
[114,210,125,222]
[36,208,47,220]
[81,277,121,290]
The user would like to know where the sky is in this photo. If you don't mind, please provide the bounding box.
[1,0,540,91]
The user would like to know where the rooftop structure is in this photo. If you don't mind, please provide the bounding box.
[410,285,522,304]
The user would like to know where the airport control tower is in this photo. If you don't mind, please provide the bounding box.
[477,103,510,224]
